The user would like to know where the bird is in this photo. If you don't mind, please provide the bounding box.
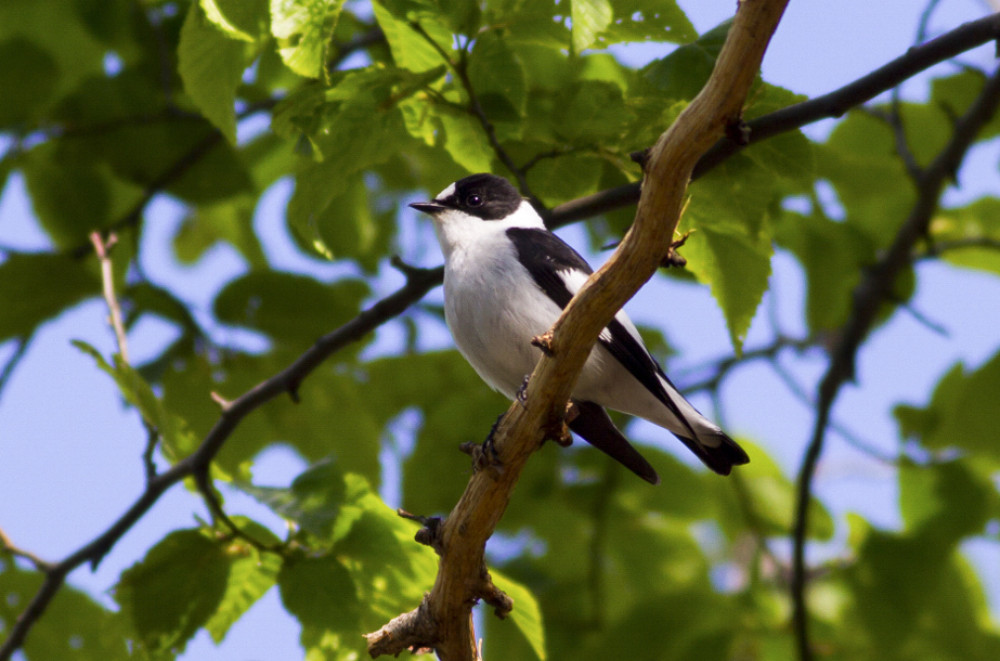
[410,173,749,484]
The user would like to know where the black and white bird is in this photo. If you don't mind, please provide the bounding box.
[410,173,749,484]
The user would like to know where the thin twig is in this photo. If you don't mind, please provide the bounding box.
[767,358,897,465]
[679,335,815,395]
[0,528,54,573]
[193,468,285,554]
[791,65,1000,661]
[89,232,129,363]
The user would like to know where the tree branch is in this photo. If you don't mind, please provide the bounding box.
[0,264,443,661]
[364,1,791,658]
[790,64,1000,661]
[545,11,1000,227]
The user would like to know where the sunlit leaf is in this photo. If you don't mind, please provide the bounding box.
[270,0,343,78]
[570,0,613,52]
[493,569,547,661]
[179,1,250,144]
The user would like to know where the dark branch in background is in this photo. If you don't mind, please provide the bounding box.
[546,12,1000,227]
[678,334,815,395]
[0,263,443,661]
[791,65,1000,661]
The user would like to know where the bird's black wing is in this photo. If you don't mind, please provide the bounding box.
[505,227,696,437]
[505,227,592,308]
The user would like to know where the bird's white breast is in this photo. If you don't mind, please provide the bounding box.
[439,221,556,399]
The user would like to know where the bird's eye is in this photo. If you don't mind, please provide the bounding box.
[466,194,483,207]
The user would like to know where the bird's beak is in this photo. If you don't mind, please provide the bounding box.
[409,201,446,215]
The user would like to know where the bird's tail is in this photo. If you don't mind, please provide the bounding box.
[568,400,660,484]
[672,429,749,476]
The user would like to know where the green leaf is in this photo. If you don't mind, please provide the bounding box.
[73,340,198,461]
[393,351,509,514]
[270,0,343,78]
[212,271,369,346]
[931,197,1000,275]
[894,349,1000,461]
[492,569,547,661]
[438,106,495,173]
[115,529,231,654]
[0,253,98,341]
[570,0,613,52]
[0,0,105,107]
[681,225,772,352]
[467,29,527,125]
[775,210,874,332]
[898,460,992,547]
[641,20,731,100]
[716,441,834,540]
[309,172,396,271]
[556,79,629,142]
[179,1,249,144]
[596,0,696,46]
[526,154,604,206]
[20,143,111,247]
[278,552,360,631]
[372,1,453,73]
[0,36,59,125]
[0,561,130,660]
[817,111,915,246]
[680,154,778,351]
[280,68,417,256]
[931,69,1000,140]
[204,519,283,643]
[174,196,268,268]
[240,458,348,539]
[201,0,270,42]
[845,529,1000,657]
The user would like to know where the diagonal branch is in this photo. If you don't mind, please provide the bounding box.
[790,64,1000,661]
[364,1,791,658]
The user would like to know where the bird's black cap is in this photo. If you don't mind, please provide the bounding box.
[410,173,522,221]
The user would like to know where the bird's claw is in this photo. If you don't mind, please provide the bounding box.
[515,375,530,406]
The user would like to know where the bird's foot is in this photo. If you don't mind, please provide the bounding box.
[460,413,505,475]
[543,404,574,448]
[515,375,531,406]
